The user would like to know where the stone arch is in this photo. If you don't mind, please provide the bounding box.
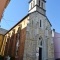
[39,36,43,60]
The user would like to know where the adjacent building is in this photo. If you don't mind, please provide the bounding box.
[0,0,54,60]
[0,28,7,60]
[53,30,60,60]
[0,0,10,21]
[0,28,7,52]
[0,0,10,59]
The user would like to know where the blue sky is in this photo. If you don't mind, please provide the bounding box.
[0,0,60,33]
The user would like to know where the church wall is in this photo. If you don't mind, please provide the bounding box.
[0,35,4,53]
[23,11,54,60]
[23,12,38,60]
[36,12,54,60]
[0,28,7,56]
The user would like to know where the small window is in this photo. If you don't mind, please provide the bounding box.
[40,20,41,27]
[31,3,32,9]
[33,0,35,7]
[41,2,43,8]
[39,0,40,6]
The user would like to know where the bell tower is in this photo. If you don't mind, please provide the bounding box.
[29,0,46,15]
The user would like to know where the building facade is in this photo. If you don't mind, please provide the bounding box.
[53,30,60,60]
[0,28,7,53]
[0,0,10,21]
[1,0,54,60]
[0,28,7,60]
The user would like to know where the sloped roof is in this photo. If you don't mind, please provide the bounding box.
[4,11,52,35]
[0,28,8,35]
[5,14,29,35]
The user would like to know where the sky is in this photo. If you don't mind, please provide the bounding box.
[0,0,60,33]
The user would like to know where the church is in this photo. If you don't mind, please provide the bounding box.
[0,0,54,60]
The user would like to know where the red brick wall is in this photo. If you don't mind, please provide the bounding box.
[17,27,26,60]
[4,27,26,60]
[0,0,10,20]
[4,36,10,56]
[11,34,17,57]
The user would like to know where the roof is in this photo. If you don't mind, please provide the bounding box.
[0,28,8,35]
[46,16,52,26]
[5,14,30,35]
[36,11,52,26]
[4,11,52,35]
[29,0,32,3]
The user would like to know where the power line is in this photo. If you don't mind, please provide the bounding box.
[2,18,11,27]
[3,17,18,22]
[2,17,18,29]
